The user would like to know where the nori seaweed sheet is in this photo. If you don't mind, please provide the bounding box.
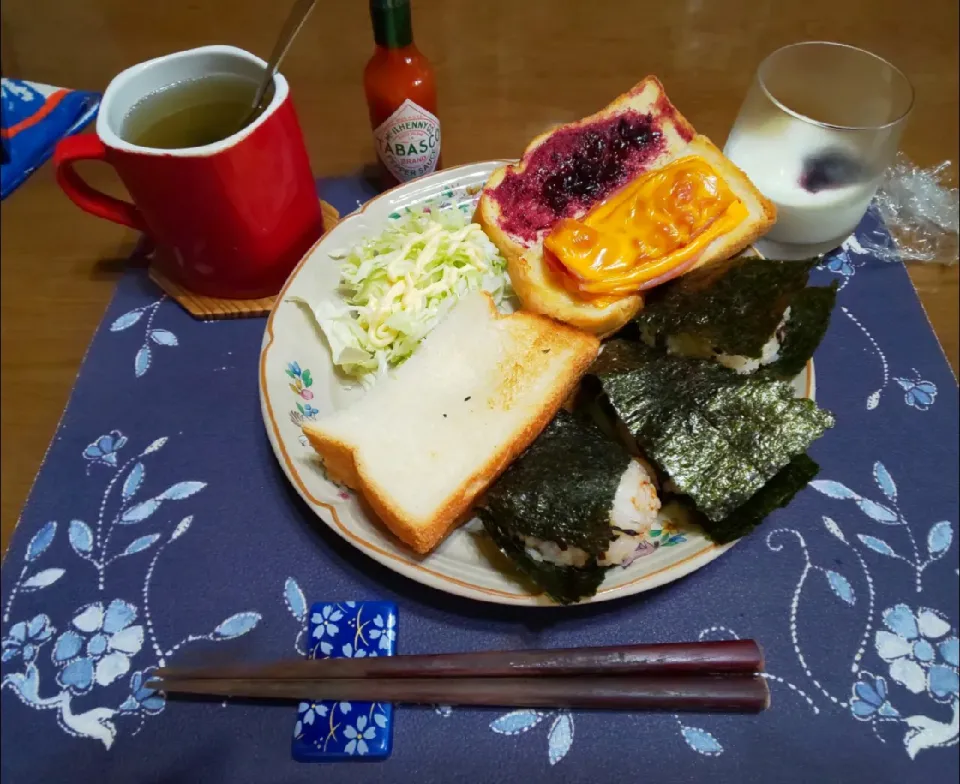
[761,284,838,379]
[634,257,836,377]
[683,453,821,544]
[476,411,631,604]
[591,341,834,522]
[478,515,608,605]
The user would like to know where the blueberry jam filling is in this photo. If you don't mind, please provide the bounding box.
[492,112,664,241]
[799,148,866,193]
[541,117,659,213]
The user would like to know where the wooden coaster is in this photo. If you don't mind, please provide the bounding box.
[148,200,341,319]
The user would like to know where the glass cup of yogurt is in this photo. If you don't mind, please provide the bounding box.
[724,41,913,259]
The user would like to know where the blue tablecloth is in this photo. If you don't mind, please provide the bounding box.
[2,177,958,783]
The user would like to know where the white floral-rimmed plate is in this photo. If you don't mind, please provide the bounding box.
[259,161,815,606]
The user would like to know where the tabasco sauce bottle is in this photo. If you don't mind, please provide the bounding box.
[364,0,441,188]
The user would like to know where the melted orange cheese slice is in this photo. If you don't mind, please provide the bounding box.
[544,156,748,298]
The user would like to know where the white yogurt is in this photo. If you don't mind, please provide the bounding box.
[724,117,880,251]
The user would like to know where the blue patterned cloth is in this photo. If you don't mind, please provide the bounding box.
[1,177,957,783]
[1,79,99,199]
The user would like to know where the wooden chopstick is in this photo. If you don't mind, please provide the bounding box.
[148,674,770,713]
[154,640,763,682]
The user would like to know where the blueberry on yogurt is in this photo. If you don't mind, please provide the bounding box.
[799,149,866,193]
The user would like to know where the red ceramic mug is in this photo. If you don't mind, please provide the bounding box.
[54,45,323,299]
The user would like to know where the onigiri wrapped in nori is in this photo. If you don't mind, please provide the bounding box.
[589,340,834,543]
[477,411,663,604]
[632,256,837,379]
[478,257,839,602]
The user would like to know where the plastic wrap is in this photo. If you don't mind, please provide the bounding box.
[868,153,959,264]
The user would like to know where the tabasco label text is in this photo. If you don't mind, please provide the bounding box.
[373,99,441,183]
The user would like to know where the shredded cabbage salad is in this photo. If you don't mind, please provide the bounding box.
[297,206,511,385]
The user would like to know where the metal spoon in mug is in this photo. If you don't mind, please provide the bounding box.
[239,0,318,130]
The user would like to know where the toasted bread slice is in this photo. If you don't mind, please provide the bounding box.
[476,77,776,336]
[302,292,600,554]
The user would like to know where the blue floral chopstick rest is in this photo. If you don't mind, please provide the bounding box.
[292,601,398,762]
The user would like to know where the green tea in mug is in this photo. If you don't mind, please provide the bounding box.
[121,73,264,149]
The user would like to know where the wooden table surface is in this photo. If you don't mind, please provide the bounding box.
[1,0,957,552]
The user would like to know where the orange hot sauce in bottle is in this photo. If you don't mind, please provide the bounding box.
[364,0,441,189]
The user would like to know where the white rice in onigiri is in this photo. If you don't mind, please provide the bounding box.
[521,458,661,569]
[657,307,793,375]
